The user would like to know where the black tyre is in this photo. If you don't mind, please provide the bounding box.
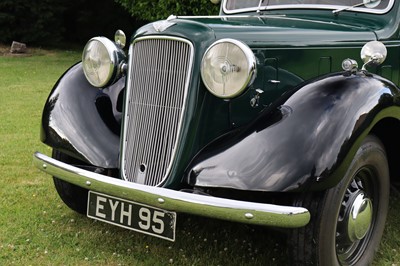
[290,135,390,265]
[52,150,88,214]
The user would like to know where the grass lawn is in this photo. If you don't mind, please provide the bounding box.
[0,45,399,265]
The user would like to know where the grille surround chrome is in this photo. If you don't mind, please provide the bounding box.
[121,36,194,186]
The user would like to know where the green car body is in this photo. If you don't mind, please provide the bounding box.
[34,0,400,264]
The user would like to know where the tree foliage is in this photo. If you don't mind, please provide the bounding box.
[114,0,220,21]
[0,0,140,46]
[62,0,143,45]
[0,0,220,46]
[0,0,66,45]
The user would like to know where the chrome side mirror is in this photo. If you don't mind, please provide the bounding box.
[360,41,387,71]
[210,0,221,4]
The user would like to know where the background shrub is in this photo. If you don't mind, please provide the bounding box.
[0,0,142,46]
[0,0,66,45]
[111,0,219,21]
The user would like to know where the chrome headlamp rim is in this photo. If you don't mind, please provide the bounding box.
[82,36,124,88]
[201,38,257,99]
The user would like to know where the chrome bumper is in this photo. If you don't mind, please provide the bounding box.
[33,152,310,228]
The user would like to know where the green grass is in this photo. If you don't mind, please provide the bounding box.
[0,47,399,265]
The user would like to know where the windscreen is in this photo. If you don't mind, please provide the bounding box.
[225,0,393,14]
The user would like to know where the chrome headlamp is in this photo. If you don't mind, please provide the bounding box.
[201,39,257,98]
[82,36,126,88]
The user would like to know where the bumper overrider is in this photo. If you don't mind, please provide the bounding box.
[33,152,310,228]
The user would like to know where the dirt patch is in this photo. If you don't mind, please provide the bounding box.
[0,43,48,57]
[0,44,11,54]
[1,44,28,56]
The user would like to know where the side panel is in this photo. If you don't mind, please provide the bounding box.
[187,73,400,192]
[41,63,122,168]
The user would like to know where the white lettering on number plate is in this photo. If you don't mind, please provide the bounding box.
[87,191,176,241]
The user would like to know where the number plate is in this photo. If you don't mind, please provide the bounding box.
[87,191,176,241]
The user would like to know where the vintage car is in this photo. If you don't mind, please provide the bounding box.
[34,0,399,264]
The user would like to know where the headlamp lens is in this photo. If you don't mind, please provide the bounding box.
[82,37,116,87]
[201,39,256,98]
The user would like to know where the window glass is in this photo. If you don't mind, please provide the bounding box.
[225,0,392,13]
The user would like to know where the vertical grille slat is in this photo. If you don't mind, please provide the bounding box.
[122,37,193,186]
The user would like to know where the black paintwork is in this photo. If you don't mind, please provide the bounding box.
[41,63,123,168]
[188,72,400,192]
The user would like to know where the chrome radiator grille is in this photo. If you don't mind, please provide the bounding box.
[122,37,193,186]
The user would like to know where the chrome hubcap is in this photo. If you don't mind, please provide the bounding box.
[336,174,375,264]
[347,193,373,242]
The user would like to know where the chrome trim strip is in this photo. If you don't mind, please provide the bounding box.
[166,15,286,20]
[222,0,394,15]
[121,36,194,186]
[34,152,310,228]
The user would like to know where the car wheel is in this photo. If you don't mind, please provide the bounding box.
[289,135,390,265]
[52,150,88,214]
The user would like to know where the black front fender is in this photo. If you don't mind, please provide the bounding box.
[41,63,122,168]
[188,73,400,192]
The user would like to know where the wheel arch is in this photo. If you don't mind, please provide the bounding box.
[41,63,123,168]
[187,73,400,193]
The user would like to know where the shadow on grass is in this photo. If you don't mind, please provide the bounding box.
[64,210,288,265]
